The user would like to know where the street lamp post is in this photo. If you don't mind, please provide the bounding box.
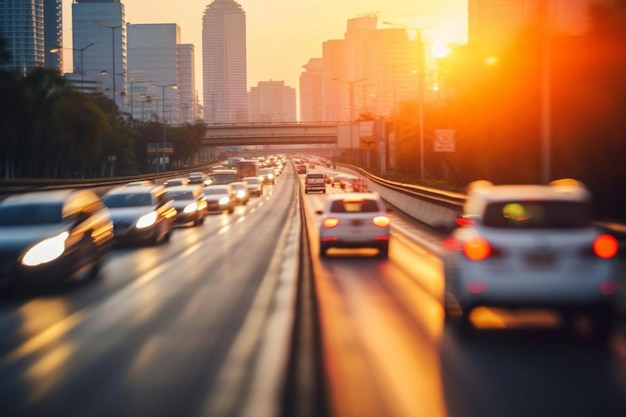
[382,21,428,180]
[96,21,126,106]
[50,43,94,90]
[332,77,369,162]
[154,83,178,172]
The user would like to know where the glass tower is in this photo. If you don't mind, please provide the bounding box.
[202,0,248,124]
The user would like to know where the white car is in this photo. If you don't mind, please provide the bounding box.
[316,193,391,258]
[442,179,620,341]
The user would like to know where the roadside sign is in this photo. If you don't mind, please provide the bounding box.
[434,129,455,152]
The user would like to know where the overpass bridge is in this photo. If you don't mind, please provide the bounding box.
[201,123,339,147]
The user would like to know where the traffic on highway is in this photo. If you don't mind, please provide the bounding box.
[0,157,625,417]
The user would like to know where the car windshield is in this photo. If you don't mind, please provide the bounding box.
[165,191,195,201]
[330,199,380,213]
[307,177,324,184]
[482,201,592,229]
[204,188,227,195]
[244,178,260,184]
[103,193,153,208]
[0,203,63,225]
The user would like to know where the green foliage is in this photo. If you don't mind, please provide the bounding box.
[0,61,207,179]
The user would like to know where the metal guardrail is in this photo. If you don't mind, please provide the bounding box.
[342,164,626,248]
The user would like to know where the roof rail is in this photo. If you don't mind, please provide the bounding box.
[549,178,587,190]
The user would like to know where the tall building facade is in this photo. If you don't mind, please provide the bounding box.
[72,0,127,108]
[299,58,323,122]
[44,0,63,70]
[0,0,62,74]
[177,44,200,123]
[249,81,297,123]
[306,15,416,122]
[127,24,180,123]
[202,0,248,124]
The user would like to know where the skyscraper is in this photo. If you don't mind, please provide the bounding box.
[249,80,296,123]
[72,0,127,108]
[127,24,180,123]
[0,0,62,74]
[202,0,248,124]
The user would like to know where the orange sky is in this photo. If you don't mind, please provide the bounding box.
[62,0,468,99]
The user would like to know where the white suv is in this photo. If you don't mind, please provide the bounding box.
[442,179,620,341]
[316,193,391,258]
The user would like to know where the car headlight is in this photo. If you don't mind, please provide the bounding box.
[236,190,246,198]
[22,232,70,266]
[136,211,158,229]
[183,203,198,214]
[218,196,230,205]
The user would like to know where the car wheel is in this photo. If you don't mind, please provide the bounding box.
[88,257,103,280]
[319,242,329,257]
[378,242,389,258]
[588,305,614,344]
[444,299,474,337]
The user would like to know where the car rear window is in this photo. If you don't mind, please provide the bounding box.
[482,201,591,229]
[330,199,380,213]
[0,203,63,225]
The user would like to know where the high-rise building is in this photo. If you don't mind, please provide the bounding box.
[127,24,180,123]
[299,58,323,122]
[202,0,248,124]
[0,0,62,74]
[249,81,296,123]
[315,15,416,122]
[177,44,199,123]
[72,0,127,108]
[44,0,63,71]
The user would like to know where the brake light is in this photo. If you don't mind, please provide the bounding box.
[322,217,340,229]
[593,234,618,259]
[463,237,491,261]
[455,217,475,227]
[372,215,390,228]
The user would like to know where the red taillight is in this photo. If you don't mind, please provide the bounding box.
[322,217,340,229]
[455,217,475,227]
[463,237,491,261]
[372,215,390,228]
[593,234,619,259]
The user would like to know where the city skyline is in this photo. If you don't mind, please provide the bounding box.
[61,0,469,102]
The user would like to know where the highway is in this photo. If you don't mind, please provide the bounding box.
[0,163,625,417]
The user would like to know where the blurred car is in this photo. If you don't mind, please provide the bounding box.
[242,176,264,197]
[164,177,188,187]
[0,189,114,291]
[230,181,250,205]
[316,193,391,258]
[296,164,307,174]
[259,167,275,184]
[304,172,326,194]
[126,180,155,187]
[188,171,209,186]
[203,185,235,213]
[163,185,209,226]
[442,179,620,341]
[102,184,176,245]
